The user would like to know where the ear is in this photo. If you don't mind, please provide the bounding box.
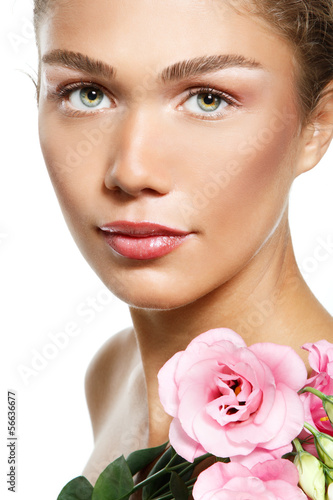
[296,82,333,177]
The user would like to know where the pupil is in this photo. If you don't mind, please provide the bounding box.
[204,94,215,105]
[87,89,98,101]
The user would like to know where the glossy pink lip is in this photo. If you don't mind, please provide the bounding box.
[99,221,192,260]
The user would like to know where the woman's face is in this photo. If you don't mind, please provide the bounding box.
[38,0,302,309]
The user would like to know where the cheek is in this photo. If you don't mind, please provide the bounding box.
[169,110,298,270]
[38,108,108,228]
[173,111,297,224]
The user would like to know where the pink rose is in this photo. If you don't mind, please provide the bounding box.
[192,460,307,500]
[158,329,307,464]
[301,340,333,435]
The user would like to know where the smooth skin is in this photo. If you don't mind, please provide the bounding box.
[37,0,333,485]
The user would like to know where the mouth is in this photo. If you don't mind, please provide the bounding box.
[99,221,192,260]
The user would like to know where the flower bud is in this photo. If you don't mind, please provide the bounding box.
[324,397,333,426]
[294,451,326,500]
[325,467,333,486]
[316,434,333,469]
[327,482,333,500]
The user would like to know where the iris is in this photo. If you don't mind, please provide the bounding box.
[79,88,104,107]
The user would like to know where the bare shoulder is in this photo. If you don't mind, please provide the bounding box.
[85,326,139,438]
[85,326,137,387]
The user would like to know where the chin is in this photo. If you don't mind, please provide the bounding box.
[115,289,191,311]
[100,276,195,311]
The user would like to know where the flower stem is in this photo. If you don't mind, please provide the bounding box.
[150,492,173,500]
[150,479,196,500]
[148,453,212,499]
[304,422,320,437]
[128,451,213,499]
[299,386,326,401]
[165,450,182,468]
[170,453,212,473]
[129,467,169,495]
[293,438,304,453]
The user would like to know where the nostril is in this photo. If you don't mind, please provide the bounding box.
[103,158,172,197]
[103,184,168,200]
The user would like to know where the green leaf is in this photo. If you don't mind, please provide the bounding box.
[142,447,174,500]
[142,448,189,500]
[126,442,168,476]
[92,456,134,500]
[169,472,189,500]
[57,476,93,500]
[216,457,230,463]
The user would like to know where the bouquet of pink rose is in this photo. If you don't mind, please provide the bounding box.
[58,329,333,500]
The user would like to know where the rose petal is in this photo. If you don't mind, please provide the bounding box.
[192,461,306,500]
[265,480,307,500]
[192,405,256,457]
[302,340,333,373]
[251,458,299,484]
[157,351,183,416]
[188,329,247,350]
[231,444,293,468]
[250,343,307,391]
[261,386,304,450]
[169,417,206,462]
[193,462,252,499]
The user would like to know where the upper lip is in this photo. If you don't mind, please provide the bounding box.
[99,221,190,237]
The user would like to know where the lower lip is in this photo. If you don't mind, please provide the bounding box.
[102,233,190,260]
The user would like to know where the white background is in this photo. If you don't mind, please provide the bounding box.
[1,1,333,499]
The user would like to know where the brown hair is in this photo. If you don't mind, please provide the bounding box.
[34,0,333,123]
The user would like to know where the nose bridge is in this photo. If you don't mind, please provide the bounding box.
[121,106,153,164]
[105,105,171,196]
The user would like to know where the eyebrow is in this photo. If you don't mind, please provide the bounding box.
[42,50,116,80]
[42,49,264,83]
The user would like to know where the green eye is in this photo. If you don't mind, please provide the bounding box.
[79,88,104,107]
[183,89,230,118]
[197,93,221,112]
[67,85,112,112]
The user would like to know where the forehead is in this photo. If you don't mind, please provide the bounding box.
[39,0,295,81]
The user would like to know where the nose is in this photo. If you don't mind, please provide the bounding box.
[104,108,173,197]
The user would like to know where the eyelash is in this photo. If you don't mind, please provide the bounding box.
[49,81,239,119]
[186,86,239,119]
[49,81,110,117]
